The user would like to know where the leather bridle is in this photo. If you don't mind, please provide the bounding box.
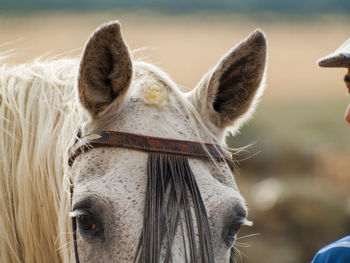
[68,131,232,263]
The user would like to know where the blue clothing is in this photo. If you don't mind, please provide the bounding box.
[311,236,350,263]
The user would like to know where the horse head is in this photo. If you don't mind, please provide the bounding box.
[70,21,267,262]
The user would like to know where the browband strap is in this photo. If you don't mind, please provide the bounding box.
[68,131,231,166]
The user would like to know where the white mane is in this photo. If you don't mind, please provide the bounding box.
[0,58,85,262]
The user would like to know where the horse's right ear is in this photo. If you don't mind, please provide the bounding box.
[78,21,132,116]
[188,30,267,133]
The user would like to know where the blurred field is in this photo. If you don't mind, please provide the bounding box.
[0,12,349,98]
[0,11,349,263]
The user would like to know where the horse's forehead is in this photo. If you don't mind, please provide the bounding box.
[92,65,201,141]
[130,75,170,109]
[130,65,176,105]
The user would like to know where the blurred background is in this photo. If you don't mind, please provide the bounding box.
[1,1,349,262]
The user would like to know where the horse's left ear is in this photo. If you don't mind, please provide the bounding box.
[188,29,267,131]
[78,21,132,116]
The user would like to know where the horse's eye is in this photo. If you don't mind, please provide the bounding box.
[226,222,242,246]
[77,214,96,231]
[74,211,100,236]
[71,205,105,239]
[226,216,252,246]
[228,222,242,237]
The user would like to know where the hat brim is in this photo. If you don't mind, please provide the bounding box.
[318,38,350,68]
[318,53,350,68]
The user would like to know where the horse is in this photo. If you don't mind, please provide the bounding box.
[0,21,267,262]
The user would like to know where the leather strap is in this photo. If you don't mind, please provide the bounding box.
[68,131,232,166]
[69,183,80,263]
